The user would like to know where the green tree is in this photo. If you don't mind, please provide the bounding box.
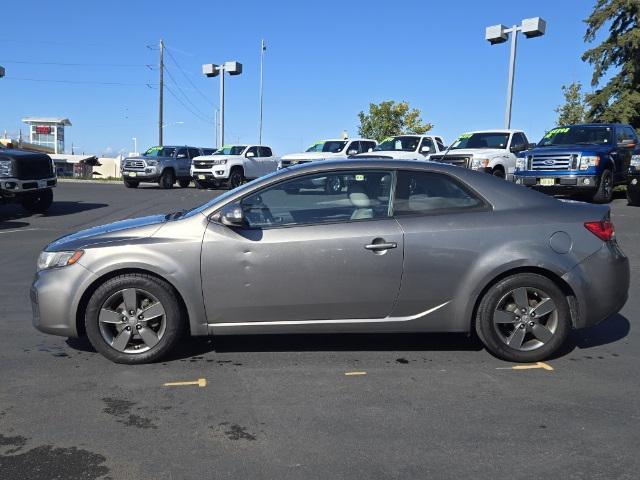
[582,0,640,128]
[555,81,587,125]
[357,100,433,142]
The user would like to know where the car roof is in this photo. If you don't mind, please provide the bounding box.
[461,129,522,134]
[562,123,624,128]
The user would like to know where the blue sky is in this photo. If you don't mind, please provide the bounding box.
[0,0,600,156]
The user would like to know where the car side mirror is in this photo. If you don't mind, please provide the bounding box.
[347,149,358,156]
[177,153,187,158]
[216,203,245,227]
[420,146,431,153]
[510,144,525,153]
[528,143,536,149]
[246,151,255,158]
[619,138,636,148]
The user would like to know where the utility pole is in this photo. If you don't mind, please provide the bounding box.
[158,39,164,146]
[258,40,266,145]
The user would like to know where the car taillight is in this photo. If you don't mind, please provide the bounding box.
[584,220,615,242]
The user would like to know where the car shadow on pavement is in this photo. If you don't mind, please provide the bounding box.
[551,313,630,359]
[1,201,107,223]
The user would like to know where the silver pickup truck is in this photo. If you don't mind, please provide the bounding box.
[121,145,203,189]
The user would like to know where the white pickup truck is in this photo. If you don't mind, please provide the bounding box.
[278,138,378,169]
[191,145,278,189]
[354,134,446,160]
[429,129,531,180]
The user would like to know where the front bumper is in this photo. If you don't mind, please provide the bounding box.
[122,168,160,181]
[514,173,599,192]
[562,242,629,329]
[191,167,229,181]
[0,176,57,195]
[31,262,96,337]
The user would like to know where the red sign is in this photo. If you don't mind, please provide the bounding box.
[35,126,52,134]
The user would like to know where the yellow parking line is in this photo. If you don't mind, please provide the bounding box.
[496,362,554,371]
[163,378,207,387]
[345,371,367,376]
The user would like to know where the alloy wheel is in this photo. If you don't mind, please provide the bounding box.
[492,287,558,351]
[98,288,167,354]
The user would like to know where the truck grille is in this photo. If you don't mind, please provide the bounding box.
[193,160,213,169]
[13,155,54,180]
[124,159,145,169]
[530,153,577,170]
[432,155,471,168]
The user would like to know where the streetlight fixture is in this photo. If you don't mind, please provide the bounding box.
[486,17,546,128]
[161,121,184,128]
[132,137,137,155]
[202,61,243,147]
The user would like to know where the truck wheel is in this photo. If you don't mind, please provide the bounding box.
[591,169,613,203]
[124,180,139,189]
[178,178,191,188]
[325,176,343,194]
[84,273,184,364]
[194,179,206,189]
[159,169,175,189]
[475,273,570,363]
[228,167,244,190]
[20,189,53,214]
[492,167,505,179]
[628,187,640,206]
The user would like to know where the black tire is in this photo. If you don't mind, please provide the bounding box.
[159,169,175,189]
[178,178,191,188]
[123,180,139,189]
[228,167,244,190]
[324,176,343,194]
[19,189,53,214]
[627,187,640,206]
[492,167,505,179]
[475,273,571,363]
[84,274,184,364]
[591,169,613,204]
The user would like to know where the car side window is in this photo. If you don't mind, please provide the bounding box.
[622,127,637,142]
[361,141,376,153]
[435,138,445,151]
[175,148,188,158]
[394,170,484,215]
[246,146,259,157]
[240,170,393,228]
[419,137,436,154]
[511,133,525,149]
[346,141,360,155]
[187,148,201,159]
[259,147,273,157]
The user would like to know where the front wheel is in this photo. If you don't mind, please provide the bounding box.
[84,274,184,364]
[124,180,139,189]
[20,189,53,214]
[178,178,191,188]
[475,273,571,363]
[591,169,613,203]
[492,168,505,179]
[159,170,175,189]
[227,168,244,190]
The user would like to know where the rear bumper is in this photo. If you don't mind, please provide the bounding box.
[562,242,630,329]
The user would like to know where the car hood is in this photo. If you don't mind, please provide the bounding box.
[46,214,167,252]
[433,148,507,158]
[356,151,422,159]
[525,144,613,156]
[281,152,341,161]
[199,155,242,161]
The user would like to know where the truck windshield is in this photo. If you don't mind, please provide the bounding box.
[537,126,613,147]
[305,141,347,153]
[143,146,176,157]
[450,133,509,149]
[214,146,246,155]
[374,136,420,152]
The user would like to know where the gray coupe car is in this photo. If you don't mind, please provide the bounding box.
[31,160,629,364]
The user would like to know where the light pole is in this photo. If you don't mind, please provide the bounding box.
[258,39,266,145]
[203,61,243,148]
[486,17,546,128]
[132,137,137,155]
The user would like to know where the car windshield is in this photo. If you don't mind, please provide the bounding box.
[537,126,613,147]
[143,146,176,157]
[214,146,246,156]
[374,136,420,152]
[305,141,348,153]
[450,133,510,149]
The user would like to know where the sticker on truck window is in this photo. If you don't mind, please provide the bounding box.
[355,174,365,181]
[144,146,162,154]
[458,133,473,140]
[543,127,570,138]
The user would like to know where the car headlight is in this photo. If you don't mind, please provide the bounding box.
[37,250,84,271]
[213,159,227,165]
[470,158,489,170]
[631,154,640,168]
[0,159,12,177]
[579,155,600,170]
[146,160,158,166]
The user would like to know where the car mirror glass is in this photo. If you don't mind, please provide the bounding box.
[218,203,245,227]
[347,150,358,156]
[246,152,255,158]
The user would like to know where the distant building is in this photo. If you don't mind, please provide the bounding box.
[21,117,72,154]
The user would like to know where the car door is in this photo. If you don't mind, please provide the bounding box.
[244,146,261,178]
[507,133,527,176]
[614,126,636,181]
[200,169,404,324]
[187,148,201,176]
[346,141,361,157]
[258,147,277,175]
[174,148,190,177]
[389,169,491,329]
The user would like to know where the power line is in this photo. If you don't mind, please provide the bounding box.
[164,46,214,106]
[3,76,156,87]
[0,60,154,68]
[164,84,213,124]
[163,64,212,120]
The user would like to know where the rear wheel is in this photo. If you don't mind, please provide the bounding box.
[19,189,53,214]
[475,273,570,363]
[123,180,139,189]
[194,179,206,189]
[592,169,613,203]
[492,167,505,179]
[84,274,184,364]
[228,167,244,190]
[159,169,175,189]
[178,178,191,188]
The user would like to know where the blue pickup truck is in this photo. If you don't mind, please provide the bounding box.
[513,123,639,203]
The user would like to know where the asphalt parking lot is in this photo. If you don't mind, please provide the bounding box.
[1,181,639,480]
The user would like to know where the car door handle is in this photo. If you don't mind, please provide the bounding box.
[364,242,397,251]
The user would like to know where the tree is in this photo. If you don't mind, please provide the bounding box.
[357,100,432,142]
[555,81,587,125]
[582,0,640,128]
